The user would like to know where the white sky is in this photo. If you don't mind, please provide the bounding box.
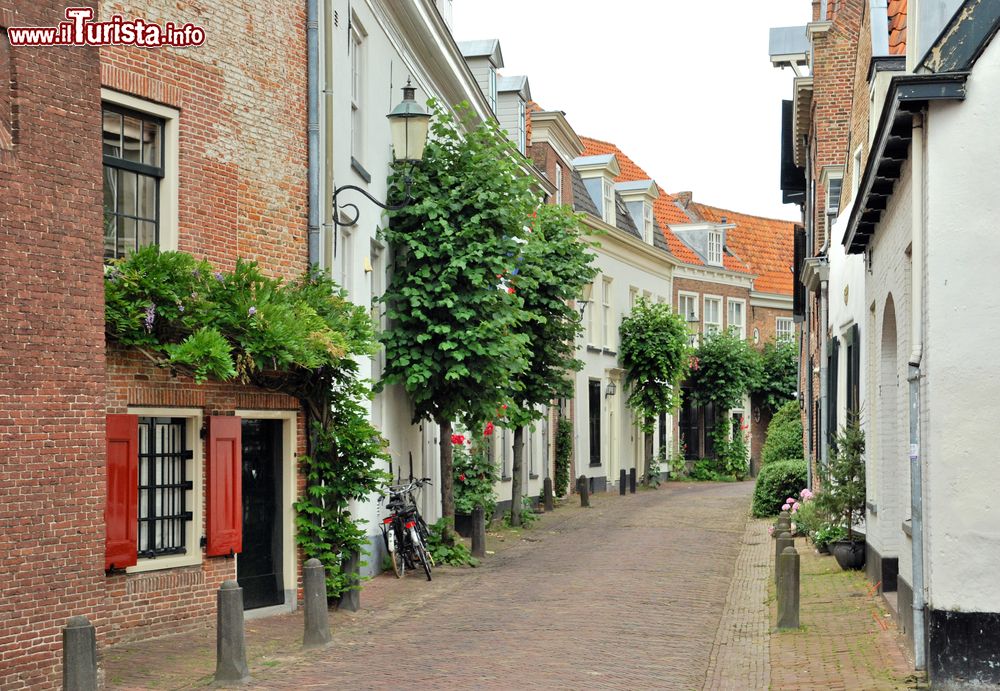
[452,1,811,222]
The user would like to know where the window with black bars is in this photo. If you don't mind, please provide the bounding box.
[102,104,164,259]
[138,417,193,558]
[588,380,602,466]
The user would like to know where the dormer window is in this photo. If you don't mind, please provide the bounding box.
[602,179,615,225]
[488,68,497,112]
[643,203,653,244]
[517,100,526,154]
[707,230,723,266]
[615,179,659,245]
[572,153,620,226]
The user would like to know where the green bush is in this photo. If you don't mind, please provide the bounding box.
[751,459,808,517]
[426,518,478,567]
[761,400,804,466]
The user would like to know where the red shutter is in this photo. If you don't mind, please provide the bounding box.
[106,414,139,571]
[206,415,242,557]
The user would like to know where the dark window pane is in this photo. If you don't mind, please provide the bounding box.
[137,174,156,220]
[142,120,161,167]
[104,214,116,259]
[103,110,122,158]
[103,165,116,217]
[117,170,137,217]
[118,217,136,257]
[138,221,156,249]
[122,115,142,163]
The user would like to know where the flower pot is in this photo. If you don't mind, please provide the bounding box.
[831,540,866,570]
[454,512,473,538]
[815,541,830,555]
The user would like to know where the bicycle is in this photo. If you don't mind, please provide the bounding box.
[379,477,433,581]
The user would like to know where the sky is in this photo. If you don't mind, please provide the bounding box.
[452,1,811,222]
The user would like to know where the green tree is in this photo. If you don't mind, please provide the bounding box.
[753,339,798,413]
[381,103,535,533]
[504,204,597,526]
[619,298,690,482]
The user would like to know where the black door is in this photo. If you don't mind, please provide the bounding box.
[238,419,284,610]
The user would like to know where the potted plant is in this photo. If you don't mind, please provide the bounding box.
[818,414,867,570]
[453,430,497,537]
[812,523,846,555]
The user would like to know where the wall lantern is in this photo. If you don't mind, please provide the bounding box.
[332,79,430,229]
[605,381,617,398]
[577,283,594,318]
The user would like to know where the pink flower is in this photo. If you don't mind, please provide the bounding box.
[786,497,796,505]
[782,503,791,511]
[791,504,800,514]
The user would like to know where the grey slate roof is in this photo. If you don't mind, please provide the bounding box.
[457,39,504,67]
[614,193,641,238]
[571,168,600,217]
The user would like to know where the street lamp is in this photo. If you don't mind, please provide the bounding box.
[577,283,594,318]
[332,79,430,228]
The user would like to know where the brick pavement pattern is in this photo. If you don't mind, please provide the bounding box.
[105,482,753,690]
[703,518,771,690]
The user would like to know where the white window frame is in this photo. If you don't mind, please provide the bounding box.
[555,163,563,205]
[678,291,699,322]
[629,286,639,312]
[125,407,203,574]
[101,89,179,253]
[851,146,863,199]
[602,178,615,225]
[602,277,614,349]
[776,317,794,342]
[517,100,526,154]
[488,68,497,113]
[727,298,746,340]
[703,295,722,335]
[586,281,597,346]
[350,16,366,165]
[643,202,654,244]
[707,230,723,266]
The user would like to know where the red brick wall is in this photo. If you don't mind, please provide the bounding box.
[528,139,574,208]
[102,347,307,646]
[0,4,105,688]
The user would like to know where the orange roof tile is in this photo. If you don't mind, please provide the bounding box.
[579,136,709,265]
[888,0,907,56]
[690,203,797,295]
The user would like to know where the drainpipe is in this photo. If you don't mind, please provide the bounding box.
[908,112,927,671]
[306,0,321,267]
[819,277,829,471]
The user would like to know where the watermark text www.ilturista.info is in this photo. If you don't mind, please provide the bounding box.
[6,7,205,47]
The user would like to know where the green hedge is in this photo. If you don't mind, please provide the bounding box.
[751,459,807,517]
[761,400,804,466]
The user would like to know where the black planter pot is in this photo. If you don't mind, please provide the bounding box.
[815,541,830,555]
[831,540,866,570]
[454,512,473,538]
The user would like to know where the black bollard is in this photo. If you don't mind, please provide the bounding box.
[303,558,332,648]
[543,477,555,513]
[777,545,801,629]
[629,468,637,494]
[578,475,590,507]
[338,550,360,612]
[215,580,250,684]
[471,506,486,558]
[620,468,627,495]
[63,615,97,691]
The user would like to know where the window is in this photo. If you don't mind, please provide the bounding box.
[602,277,613,348]
[629,286,639,312]
[588,380,602,466]
[517,100,526,154]
[350,18,365,164]
[643,203,654,244]
[776,317,794,342]
[851,146,863,199]
[727,299,746,340]
[586,281,597,344]
[555,163,563,205]
[707,230,723,266]
[678,292,698,322]
[602,179,615,225]
[102,105,164,259]
[137,417,193,558]
[488,68,497,112]
[826,175,843,216]
[527,429,535,477]
[704,296,722,335]
[500,427,510,479]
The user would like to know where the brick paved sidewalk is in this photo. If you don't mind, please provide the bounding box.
[767,532,921,691]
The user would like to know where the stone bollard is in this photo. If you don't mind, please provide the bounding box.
[775,532,793,584]
[777,545,801,629]
[629,468,637,494]
[214,580,250,684]
[63,615,97,691]
[619,469,627,495]
[302,558,332,649]
[338,550,361,613]
[773,511,791,538]
[577,475,590,507]
[543,477,554,513]
[471,506,487,558]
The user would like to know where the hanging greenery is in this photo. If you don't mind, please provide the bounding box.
[105,246,388,596]
[380,101,537,531]
[554,413,573,498]
[752,338,798,413]
[689,328,761,411]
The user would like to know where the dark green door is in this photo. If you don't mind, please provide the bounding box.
[238,419,284,610]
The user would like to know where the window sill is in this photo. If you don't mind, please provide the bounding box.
[529,473,539,480]
[500,476,512,482]
[125,552,201,574]
[351,157,372,183]
[602,348,617,356]
[589,462,602,468]
[586,345,603,353]
[901,519,912,537]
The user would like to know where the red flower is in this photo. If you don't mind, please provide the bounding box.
[483,421,495,436]
[507,287,515,294]
[501,404,507,410]
[451,433,466,446]
[459,474,467,482]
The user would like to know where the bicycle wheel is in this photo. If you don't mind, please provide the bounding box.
[415,514,435,566]
[388,526,404,578]
[411,529,432,581]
